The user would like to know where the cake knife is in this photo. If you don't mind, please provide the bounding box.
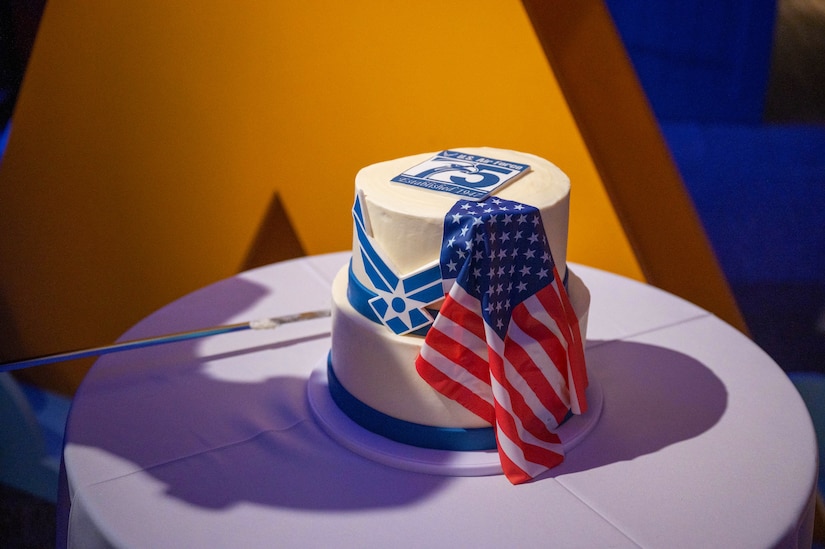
[0,309,331,373]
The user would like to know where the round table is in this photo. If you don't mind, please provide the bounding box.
[58,252,818,548]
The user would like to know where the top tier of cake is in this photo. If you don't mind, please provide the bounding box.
[350,147,571,295]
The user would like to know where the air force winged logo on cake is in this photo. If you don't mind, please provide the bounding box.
[391,150,531,200]
[352,190,444,335]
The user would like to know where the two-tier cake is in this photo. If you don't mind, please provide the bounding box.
[327,147,590,483]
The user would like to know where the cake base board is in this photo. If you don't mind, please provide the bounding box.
[307,363,603,477]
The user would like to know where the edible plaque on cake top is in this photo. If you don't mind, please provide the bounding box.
[390,149,531,200]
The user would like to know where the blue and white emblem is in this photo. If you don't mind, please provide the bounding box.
[390,150,531,201]
[352,191,444,335]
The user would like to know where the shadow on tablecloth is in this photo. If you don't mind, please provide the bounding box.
[545,339,728,477]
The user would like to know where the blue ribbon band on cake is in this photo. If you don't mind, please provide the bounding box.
[326,354,497,451]
[326,353,573,451]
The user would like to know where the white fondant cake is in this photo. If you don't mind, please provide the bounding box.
[329,147,590,433]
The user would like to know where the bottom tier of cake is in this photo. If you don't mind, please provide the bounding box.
[329,264,591,432]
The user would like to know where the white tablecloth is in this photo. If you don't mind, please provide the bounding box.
[58,252,818,548]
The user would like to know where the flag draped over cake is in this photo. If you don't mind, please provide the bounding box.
[415,197,588,484]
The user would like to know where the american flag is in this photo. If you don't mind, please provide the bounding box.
[415,197,588,484]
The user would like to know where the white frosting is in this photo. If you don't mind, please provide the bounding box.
[330,148,590,429]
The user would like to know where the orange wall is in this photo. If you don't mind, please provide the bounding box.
[0,1,642,394]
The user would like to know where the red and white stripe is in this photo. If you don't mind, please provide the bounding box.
[416,266,587,484]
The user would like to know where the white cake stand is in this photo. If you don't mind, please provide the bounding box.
[307,364,603,477]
